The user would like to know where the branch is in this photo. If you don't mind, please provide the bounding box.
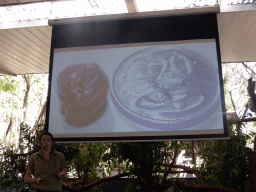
[229,91,238,118]
[229,91,244,134]
[63,160,228,192]
[5,117,13,137]
[242,62,256,77]
[63,163,197,192]
[164,163,200,178]
[237,117,256,122]
[173,164,200,178]
[13,152,33,157]
[63,171,130,191]
[62,162,237,192]
[241,102,249,120]
[175,180,239,192]
[0,150,34,157]
[163,144,179,179]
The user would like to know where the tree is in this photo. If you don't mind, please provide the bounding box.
[0,74,48,151]
[198,123,254,191]
[193,62,256,191]
[222,62,256,136]
[0,123,44,191]
[1,62,256,192]
[0,76,21,144]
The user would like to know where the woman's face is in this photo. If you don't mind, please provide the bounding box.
[41,134,53,150]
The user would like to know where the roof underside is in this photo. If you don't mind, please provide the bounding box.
[0,0,256,76]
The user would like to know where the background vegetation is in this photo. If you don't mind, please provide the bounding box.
[0,62,255,192]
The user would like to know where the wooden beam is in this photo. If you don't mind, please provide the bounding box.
[238,117,256,122]
[220,4,256,13]
[0,67,16,76]
[124,0,138,13]
[49,6,220,26]
[0,19,48,30]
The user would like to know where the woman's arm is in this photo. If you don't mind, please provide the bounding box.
[24,168,45,185]
[24,168,37,184]
[57,168,68,181]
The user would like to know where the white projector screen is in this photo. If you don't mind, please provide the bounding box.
[46,13,228,142]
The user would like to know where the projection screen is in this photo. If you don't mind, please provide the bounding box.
[46,9,228,142]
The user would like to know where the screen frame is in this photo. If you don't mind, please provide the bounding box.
[46,10,228,143]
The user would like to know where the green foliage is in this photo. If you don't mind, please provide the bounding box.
[102,141,181,192]
[0,76,20,96]
[55,142,109,191]
[30,74,41,84]
[1,63,256,192]
[0,74,48,144]
[208,63,256,191]
[0,123,44,191]
[198,124,255,191]
[19,123,44,154]
[0,76,21,124]
[222,62,256,116]
[0,123,110,192]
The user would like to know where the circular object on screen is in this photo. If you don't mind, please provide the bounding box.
[57,63,109,125]
[111,47,221,130]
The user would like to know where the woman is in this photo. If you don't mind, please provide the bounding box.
[24,131,68,191]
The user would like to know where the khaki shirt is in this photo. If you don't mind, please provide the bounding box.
[27,149,67,191]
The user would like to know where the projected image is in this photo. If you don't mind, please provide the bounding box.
[49,40,224,137]
[57,63,109,127]
[112,47,220,130]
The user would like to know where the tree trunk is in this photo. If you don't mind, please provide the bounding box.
[31,100,47,133]
[19,75,31,147]
[5,115,13,137]
[22,75,31,122]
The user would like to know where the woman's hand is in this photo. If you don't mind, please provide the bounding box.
[36,178,45,185]
[57,171,69,180]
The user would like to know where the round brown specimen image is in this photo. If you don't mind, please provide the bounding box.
[57,63,109,127]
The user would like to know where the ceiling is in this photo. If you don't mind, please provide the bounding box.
[0,0,256,76]
[0,0,70,6]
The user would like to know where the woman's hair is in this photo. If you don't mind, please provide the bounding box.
[39,131,54,144]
